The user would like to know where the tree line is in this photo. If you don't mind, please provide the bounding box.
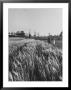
[9,31,38,38]
[9,30,62,43]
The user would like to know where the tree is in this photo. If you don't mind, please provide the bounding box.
[16,31,25,37]
[60,32,62,37]
[20,31,25,37]
[11,32,13,35]
[16,31,20,36]
[29,32,31,38]
[8,32,10,35]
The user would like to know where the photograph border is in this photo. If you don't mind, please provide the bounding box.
[0,0,70,89]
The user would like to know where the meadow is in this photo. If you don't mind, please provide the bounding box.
[9,37,62,81]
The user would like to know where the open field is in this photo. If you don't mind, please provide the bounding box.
[9,37,62,81]
[9,37,62,49]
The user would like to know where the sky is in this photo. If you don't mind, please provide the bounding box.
[8,8,62,36]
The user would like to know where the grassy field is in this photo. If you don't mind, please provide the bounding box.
[9,37,62,49]
[9,37,62,81]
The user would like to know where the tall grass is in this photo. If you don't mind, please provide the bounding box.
[9,40,62,81]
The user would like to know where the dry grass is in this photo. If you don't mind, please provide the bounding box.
[9,39,62,81]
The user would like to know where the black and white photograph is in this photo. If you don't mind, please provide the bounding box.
[3,3,68,87]
[8,8,62,81]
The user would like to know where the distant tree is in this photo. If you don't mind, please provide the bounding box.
[8,32,10,35]
[16,31,20,36]
[11,32,13,35]
[20,31,25,37]
[16,31,25,37]
[29,32,31,38]
[60,32,62,37]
